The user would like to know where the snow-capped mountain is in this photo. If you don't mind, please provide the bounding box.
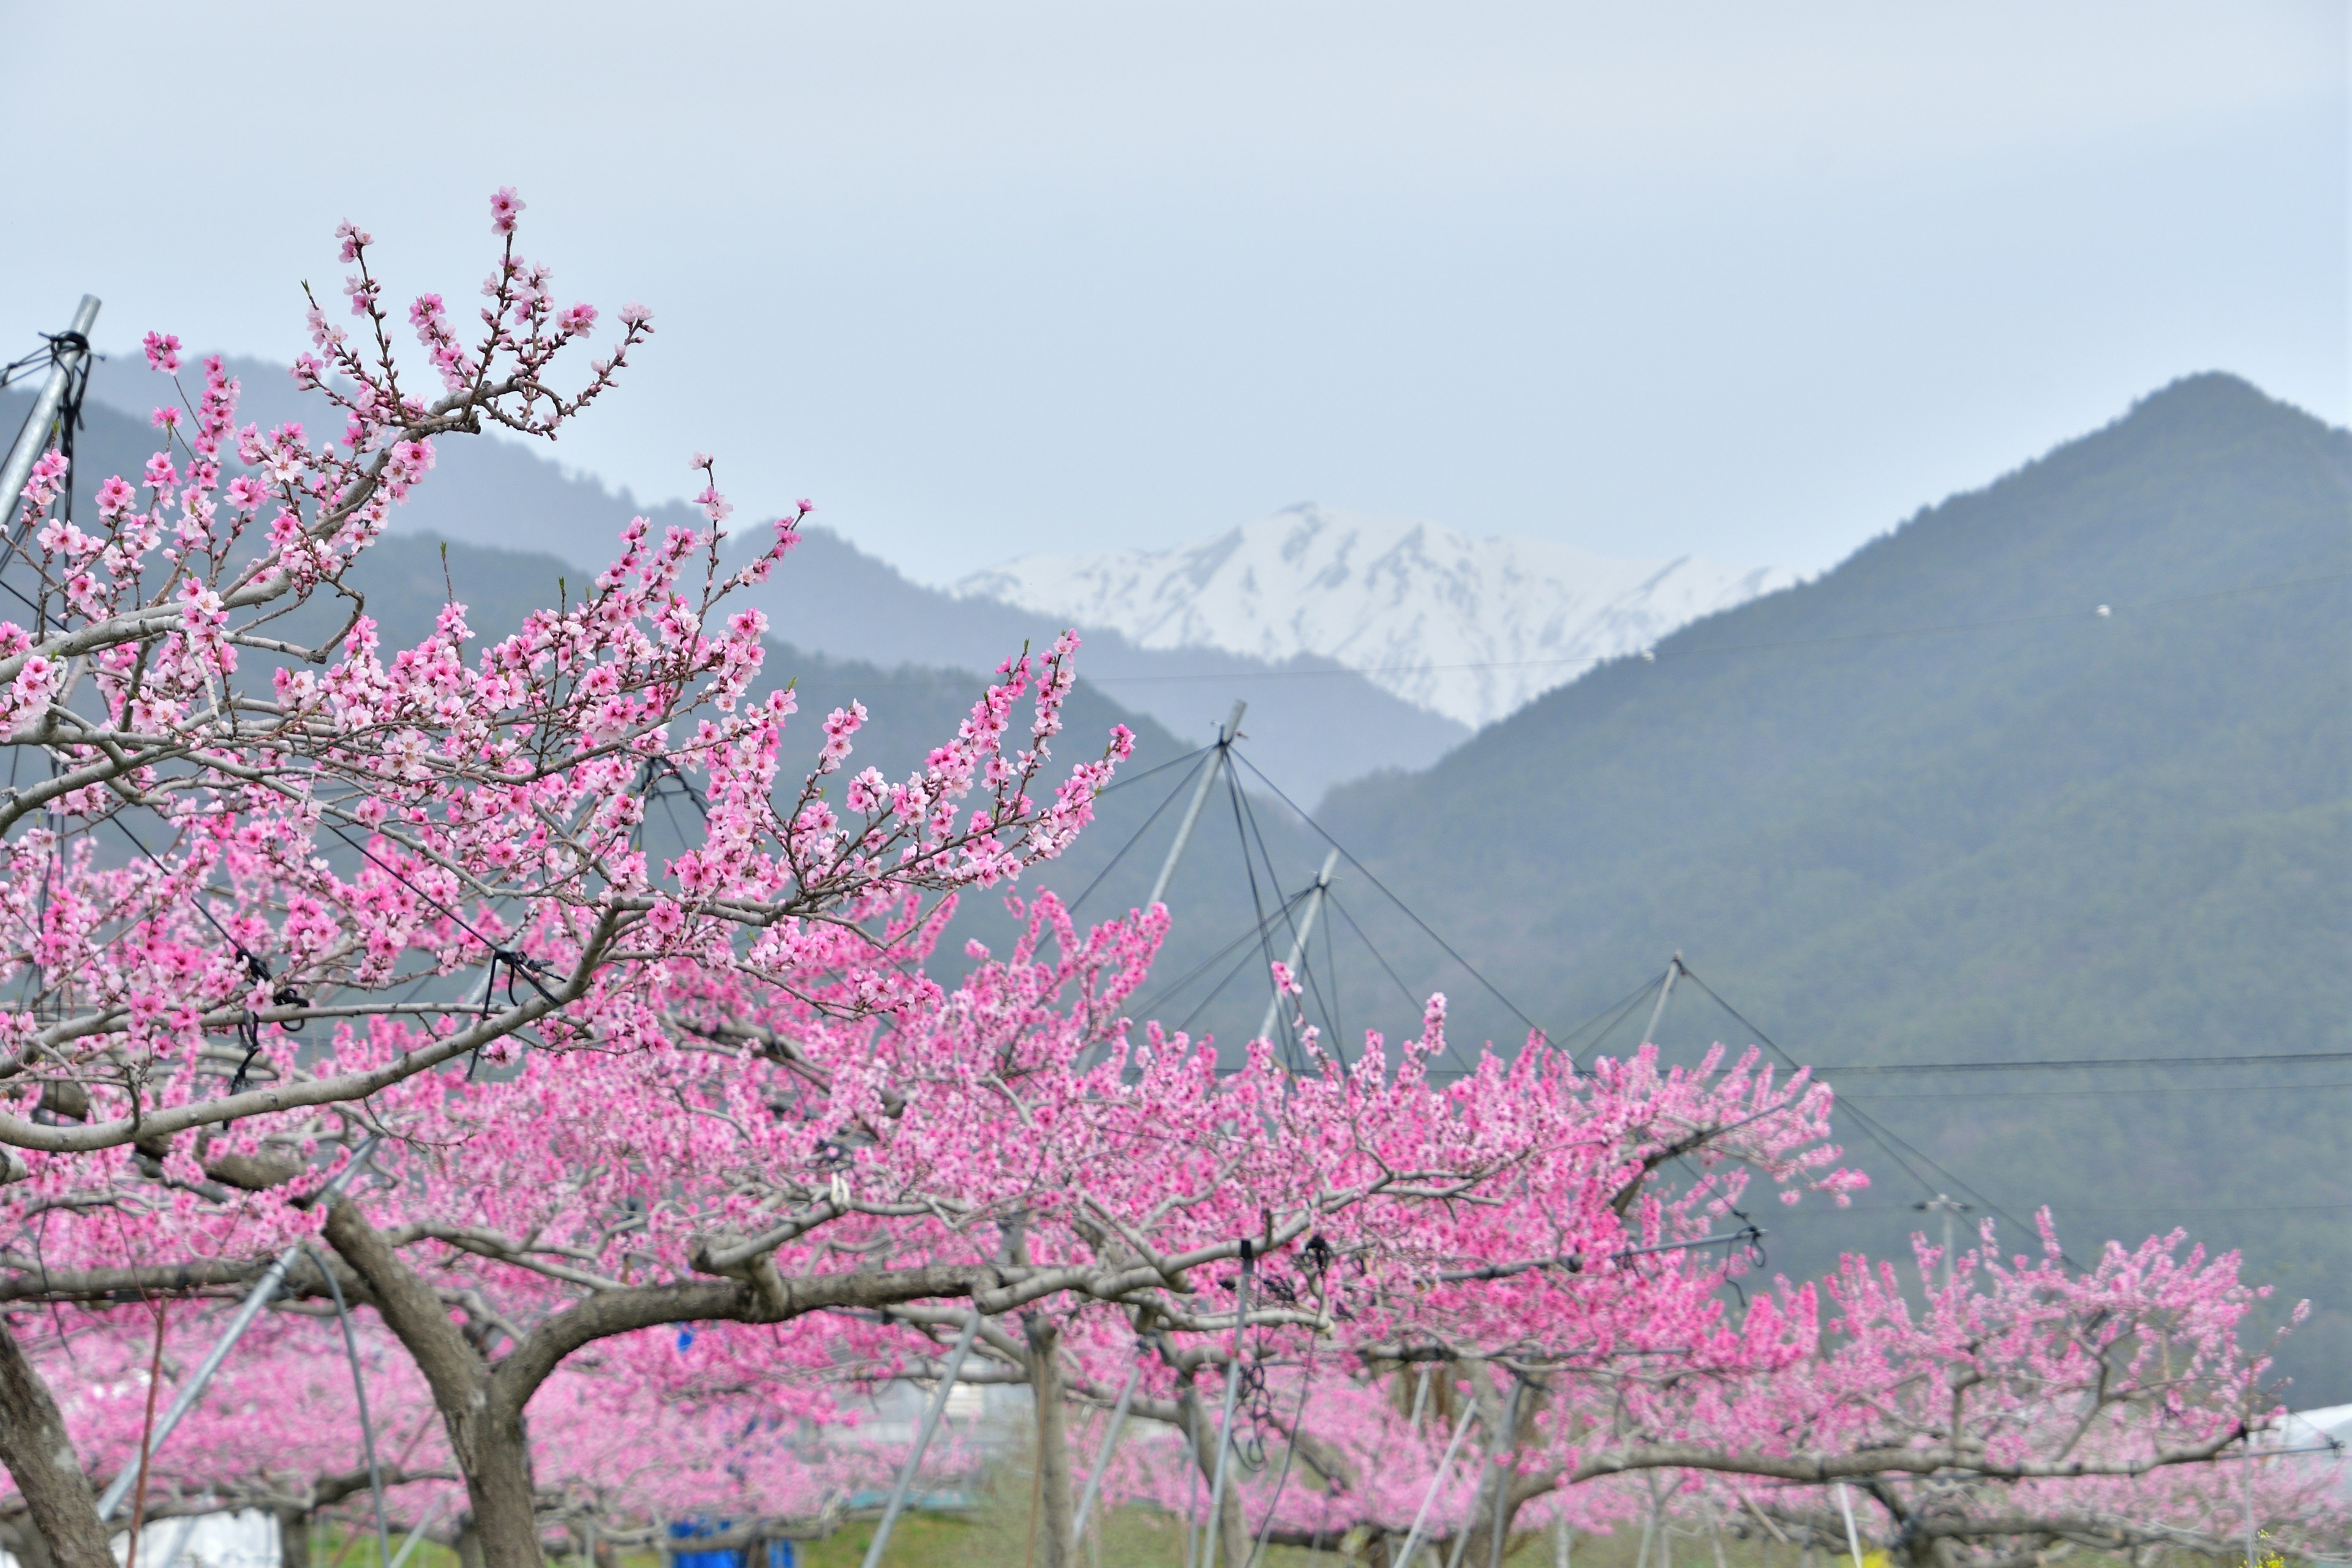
[955,504,1799,730]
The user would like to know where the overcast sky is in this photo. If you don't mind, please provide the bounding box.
[4,2,2342,583]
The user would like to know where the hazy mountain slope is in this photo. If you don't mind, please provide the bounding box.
[958,503,1796,727]
[80,354,677,570]
[3,382,1193,799]
[67,354,1464,802]
[726,524,1469,804]
[323,532,1334,1068]
[1312,373,2352,1393]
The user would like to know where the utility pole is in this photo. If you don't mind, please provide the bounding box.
[1147,700,1246,910]
[1913,1194,1970,1291]
[0,296,102,529]
[1639,952,1682,1047]
[1256,848,1340,1050]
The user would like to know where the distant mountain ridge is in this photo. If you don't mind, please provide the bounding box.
[956,503,1797,728]
[70,354,1466,804]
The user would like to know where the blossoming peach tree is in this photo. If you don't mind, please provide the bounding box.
[4,1306,878,1568]
[0,192,2324,1568]
[0,190,1128,1568]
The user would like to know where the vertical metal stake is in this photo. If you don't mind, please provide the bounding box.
[0,295,102,530]
[1640,954,1681,1047]
[1485,1380,1523,1568]
[2245,1437,2259,1568]
[1182,1428,1200,1568]
[306,1244,393,1568]
[1836,1483,1864,1568]
[389,1501,446,1568]
[148,1513,202,1568]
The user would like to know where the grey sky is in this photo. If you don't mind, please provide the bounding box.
[4,2,2342,582]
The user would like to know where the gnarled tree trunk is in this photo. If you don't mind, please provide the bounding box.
[276,1510,312,1568]
[0,1317,115,1568]
[323,1203,543,1568]
[1026,1314,1076,1568]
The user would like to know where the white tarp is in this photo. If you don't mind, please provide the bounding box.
[2,1510,279,1568]
[2269,1405,2352,1506]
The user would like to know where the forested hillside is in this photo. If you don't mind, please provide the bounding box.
[1310,374,2352,1393]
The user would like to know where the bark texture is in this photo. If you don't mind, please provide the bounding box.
[324,1202,543,1568]
[277,1512,311,1568]
[1025,1314,1075,1568]
[2,1515,62,1568]
[0,1317,115,1568]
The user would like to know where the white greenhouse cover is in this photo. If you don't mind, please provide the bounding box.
[2,1510,279,1568]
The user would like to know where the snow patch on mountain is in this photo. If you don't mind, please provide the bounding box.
[955,504,1798,730]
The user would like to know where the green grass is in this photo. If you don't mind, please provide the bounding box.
[305,1467,1888,1568]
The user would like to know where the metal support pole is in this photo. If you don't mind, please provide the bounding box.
[1200,1249,1253,1568]
[1485,1380,1523,1568]
[1640,952,1681,1047]
[1069,1359,1145,1538]
[0,296,101,529]
[308,1245,393,1568]
[1257,849,1340,1047]
[97,1138,379,1520]
[1836,1483,1865,1568]
[389,1501,446,1568]
[1913,1194,1971,1291]
[1394,1401,1481,1568]
[859,1312,982,1568]
[1147,701,1246,910]
[2245,1435,2258,1568]
[1182,1435,1200,1568]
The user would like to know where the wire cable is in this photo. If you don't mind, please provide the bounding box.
[1129,891,1314,1023]
[1176,918,1312,1039]
[1673,965,2062,1258]
[1068,750,1208,915]
[1093,742,1218,797]
[1325,892,1426,1031]
[304,1245,394,1568]
[1221,766,1291,1065]
[1227,747,1555,1058]
[1233,777,1338,1062]
[1847,1081,2352,1102]
[1814,1048,2352,1076]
